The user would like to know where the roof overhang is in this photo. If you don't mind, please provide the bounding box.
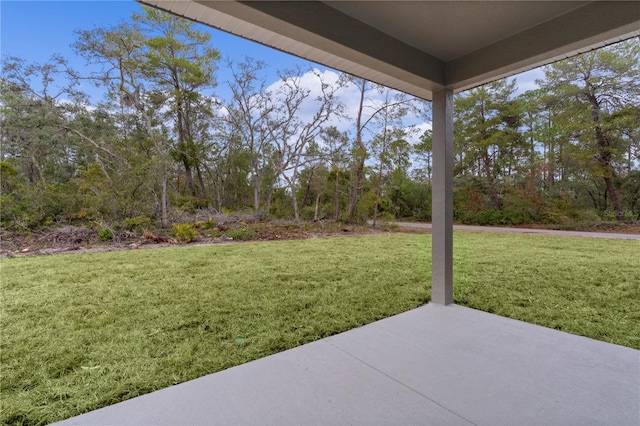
[138,1,640,100]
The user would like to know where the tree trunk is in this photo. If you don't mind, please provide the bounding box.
[546,116,555,190]
[373,138,387,227]
[301,166,315,208]
[346,79,367,222]
[161,173,168,226]
[265,184,275,216]
[287,169,301,222]
[196,165,207,198]
[604,176,623,219]
[183,161,197,196]
[253,177,261,214]
[314,193,321,221]
[483,148,502,210]
[176,98,198,197]
[588,92,624,221]
[140,104,168,225]
[291,182,300,222]
[334,170,340,220]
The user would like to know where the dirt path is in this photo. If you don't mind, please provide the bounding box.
[391,221,640,240]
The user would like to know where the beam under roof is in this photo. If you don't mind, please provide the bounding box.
[447,1,640,91]
[139,1,640,100]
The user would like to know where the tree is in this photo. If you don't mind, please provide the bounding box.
[223,58,278,214]
[345,78,416,222]
[413,129,433,183]
[207,133,252,211]
[267,68,345,221]
[538,38,640,221]
[319,126,350,220]
[296,141,330,221]
[1,56,88,184]
[454,78,522,210]
[134,6,220,198]
[370,86,412,225]
[74,19,172,224]
[345,78,368,221]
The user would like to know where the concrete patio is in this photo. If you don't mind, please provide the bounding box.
[58,303,639,425]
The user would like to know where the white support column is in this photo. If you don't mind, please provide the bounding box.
[431,88,454,305]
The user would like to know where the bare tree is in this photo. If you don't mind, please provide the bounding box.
[345,78,417,222]
[267,68,345,221]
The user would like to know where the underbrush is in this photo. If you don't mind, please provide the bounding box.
[0,214,370,256]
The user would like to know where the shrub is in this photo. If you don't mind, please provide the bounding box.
[500,192,539,225]
[98,227,114,241]
[300,205,317,221]
[375,212,397,223]
[455,208,505,225]
[173,223,198,243]
[571,209,603,224]
[205,229,222,238]
[476,209,504,225]
[173,196,209,213]
[225,227,257,241]
[123,216,153,233]
[203,218,216,229]
[413,205,432,222]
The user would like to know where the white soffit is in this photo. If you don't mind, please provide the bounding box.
[326,1,590,62]
[139,1,640,100]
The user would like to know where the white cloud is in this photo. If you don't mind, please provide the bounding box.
[407,121,432,145]
[513,68,545,95]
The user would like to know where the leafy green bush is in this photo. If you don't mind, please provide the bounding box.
[351,190,376,224]
[571,209,603,224]
[2,181,82,229]
[98,227,114,241]
[225,227,256,241]
[499,192,540,225]
[375,212,397,223]
[123,216,153,233]
[539,208,567,225]
[173,223,198,243]
[455,208,505,225]
[0,193,19,228]
[300,205,318,221]
[205,229,222,238]
[173,195,209,213]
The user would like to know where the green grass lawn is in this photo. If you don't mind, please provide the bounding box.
[1,232,639,425]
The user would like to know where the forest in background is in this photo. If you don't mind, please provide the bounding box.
[2,7,639,237]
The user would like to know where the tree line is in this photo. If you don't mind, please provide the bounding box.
[1,6,639,232]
